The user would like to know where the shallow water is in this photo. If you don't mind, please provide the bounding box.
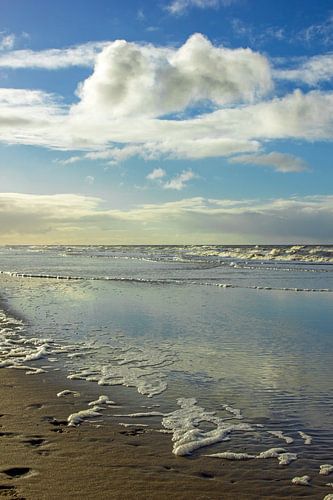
[0,245,332,495]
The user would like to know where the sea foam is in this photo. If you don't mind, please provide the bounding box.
[291,475,311,486]
[162,398,253,456]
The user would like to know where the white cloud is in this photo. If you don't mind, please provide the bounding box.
[1,192,332,244]
[0,33,16,51]
[58,138,259,165]
[0,88,66,148]
[85,175,95,184]
[163,169,197,190]
[200,89,333,141]
[56,155,82,165]
[1,87,333,159]
[73,34,272,119]
[146,167,196,189]
[229,152,310,173]
[275,53,333,85]
[0,41,107,69]
[0,192,101,219]
[104,194,333,242]
[167,0,235,15]
[1,36,333,164]
[85,145,157,163]
[146,168,166,180]
[231,19,286,46]
[298,14,333,46]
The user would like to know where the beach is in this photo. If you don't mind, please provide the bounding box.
[0,245,333,499]
[1,368,331,500]
[2,0,333,495]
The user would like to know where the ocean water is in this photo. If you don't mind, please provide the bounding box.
[1,245,333,492]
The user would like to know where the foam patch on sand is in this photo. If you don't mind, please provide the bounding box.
[57,390,80,398]
[292,475,311,486]
[67,407,102,426]
[161,398,253,456]
[206,452,256,460]
[0,309,59,374]
[320,465,333,476]
[115,411,165,418]
[268,430,294,444]
[277,453,297,465]
[88,395,116,406]
[65,341,177,398]
[67,394,118,426]
[119,423,149,428]
[206,446,299,466]
[298,431,312,445]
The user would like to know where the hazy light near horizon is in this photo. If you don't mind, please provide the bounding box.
[0,193,332,245]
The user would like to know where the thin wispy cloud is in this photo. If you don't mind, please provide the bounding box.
[146,168,166,180]
[85,175,95,185]
[0,33,16,51]
[275,53,333,85]
[231,19,286,46]
[0,41,107,69]
[298,14,333,46]
[229,152,310,173]
[167,0,236,15]
[146,168,196,190]
[163,169,197,190]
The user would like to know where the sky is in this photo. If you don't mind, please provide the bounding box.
[0,0,333,244]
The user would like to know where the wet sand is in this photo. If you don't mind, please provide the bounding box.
[0,368,330,500]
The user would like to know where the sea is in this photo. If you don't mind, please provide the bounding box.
[0,245,332,494]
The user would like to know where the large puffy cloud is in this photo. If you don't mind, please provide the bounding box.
[0,193,332,244]
[1,35,333,164]
[73,34,272,118]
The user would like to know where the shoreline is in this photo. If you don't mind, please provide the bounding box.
[1,276,332,499]
[0,368,330,500]
[0,368,260,500]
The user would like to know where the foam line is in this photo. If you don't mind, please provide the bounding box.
[205,452,255,460]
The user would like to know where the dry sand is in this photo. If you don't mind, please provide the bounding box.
[0,368,329,500]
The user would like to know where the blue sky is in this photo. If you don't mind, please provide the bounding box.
[0,0,333,244]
